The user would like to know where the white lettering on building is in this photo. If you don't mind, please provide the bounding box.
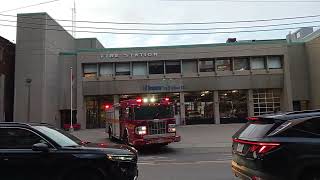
[100,52,158,59]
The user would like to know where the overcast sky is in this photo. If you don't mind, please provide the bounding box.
[0,0,320,48]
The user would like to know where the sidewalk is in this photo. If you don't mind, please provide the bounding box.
[71,123,245,148]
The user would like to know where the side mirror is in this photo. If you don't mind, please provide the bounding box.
[32,143,49,152]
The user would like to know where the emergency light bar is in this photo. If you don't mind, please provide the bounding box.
[135,97,170,104]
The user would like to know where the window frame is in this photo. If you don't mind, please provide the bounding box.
[99,63,114,76]
[132,62,148,76]
[115,62,130,76]
[182,60,198,74]
[149,61,164,75]
[0,127,56,150]
[199,59,215,72]
[233,57,250,71]
[267,56,283,69]
[216,58,232,71]
[165,60,181,74]
[83,64,98,78]
[250,56,266,70]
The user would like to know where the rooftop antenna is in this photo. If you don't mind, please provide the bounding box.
[72,0,76,38]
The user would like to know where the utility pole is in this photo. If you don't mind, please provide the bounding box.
[70,67,74,132]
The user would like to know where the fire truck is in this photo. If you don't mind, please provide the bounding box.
[105,97,181,147]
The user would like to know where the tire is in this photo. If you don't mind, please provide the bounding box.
[64,169,104,180]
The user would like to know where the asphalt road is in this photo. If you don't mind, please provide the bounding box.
[138,146,236,180]
[72,124,243,180]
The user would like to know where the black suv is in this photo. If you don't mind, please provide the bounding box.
[0,122,138,180]
[232,110,320,180]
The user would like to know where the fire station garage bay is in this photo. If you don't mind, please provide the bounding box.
[13,13,320,129]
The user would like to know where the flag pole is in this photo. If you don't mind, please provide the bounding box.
[70,67,74,132]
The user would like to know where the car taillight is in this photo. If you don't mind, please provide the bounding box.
[233,139,280,155]
[246,117,259,121]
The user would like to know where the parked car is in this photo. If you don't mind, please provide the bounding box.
[232,110,320,180]
[0,122,138,180]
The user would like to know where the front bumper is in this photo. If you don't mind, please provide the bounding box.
[109,161,138,180]
[232,161,280,180]
[132,134,181,146]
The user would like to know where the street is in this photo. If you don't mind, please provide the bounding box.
[72,124,243,180]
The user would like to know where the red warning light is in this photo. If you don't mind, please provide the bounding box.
[165,97,170,101]
[105,105,110,109]
[136,98,142,103]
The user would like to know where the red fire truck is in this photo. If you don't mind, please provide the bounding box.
[105,97,181,147]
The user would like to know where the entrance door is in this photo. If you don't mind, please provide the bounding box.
[86,108,100,129]
[219,90,248,124]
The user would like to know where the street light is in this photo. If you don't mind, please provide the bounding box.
[25,78,32,123]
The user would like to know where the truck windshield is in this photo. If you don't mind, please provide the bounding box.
[134,105,174,120]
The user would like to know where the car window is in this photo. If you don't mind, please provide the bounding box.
[238,123,275,139]
[288,117,320,137]
[0,128,43,149]
[33,126,80,147]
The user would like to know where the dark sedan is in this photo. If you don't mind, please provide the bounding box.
[0,122,138,180]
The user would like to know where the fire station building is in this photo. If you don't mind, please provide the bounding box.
[13,12,320,129]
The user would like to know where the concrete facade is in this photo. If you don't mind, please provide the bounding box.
[13,12,320,129]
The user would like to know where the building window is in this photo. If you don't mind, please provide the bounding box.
[99,63,113,76]
[182,60,198,74]
[133,62,147,76]
[166,61,181,74]
[199,59,214,72]
[115,63,130,76]
[83,64,97,78]
[251,57,266,70]
[234,57,249,71]
[253,89,281,116]
[268,56,282,69]
[149,61,164,74]
[216,58,231,71]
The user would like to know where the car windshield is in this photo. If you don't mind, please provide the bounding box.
[134,105,174,120]
[33,126,82,147]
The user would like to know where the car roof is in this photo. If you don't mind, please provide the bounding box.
[260,109,320,121]
[0,122,53,128]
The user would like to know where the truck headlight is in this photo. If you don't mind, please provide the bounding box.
[135,126,147,135]
[168,124,176,133]
[107,154,136,162]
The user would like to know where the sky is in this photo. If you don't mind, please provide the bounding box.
[0,0,320,48]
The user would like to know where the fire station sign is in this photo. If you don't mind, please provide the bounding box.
[100,52,158,59]
[143,84,184,92]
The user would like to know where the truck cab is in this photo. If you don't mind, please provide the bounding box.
[106,97,181,147]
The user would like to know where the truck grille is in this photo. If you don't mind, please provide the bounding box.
[147,121,166,135]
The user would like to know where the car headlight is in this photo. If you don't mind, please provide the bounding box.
[168,124,176,133]
[107,154,136,162]
[135,126,147,135]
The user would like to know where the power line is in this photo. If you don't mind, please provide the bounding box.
[1,12,320,25]
[0,22,319,35]
[1,18,320,32]
[0,0,61,13]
